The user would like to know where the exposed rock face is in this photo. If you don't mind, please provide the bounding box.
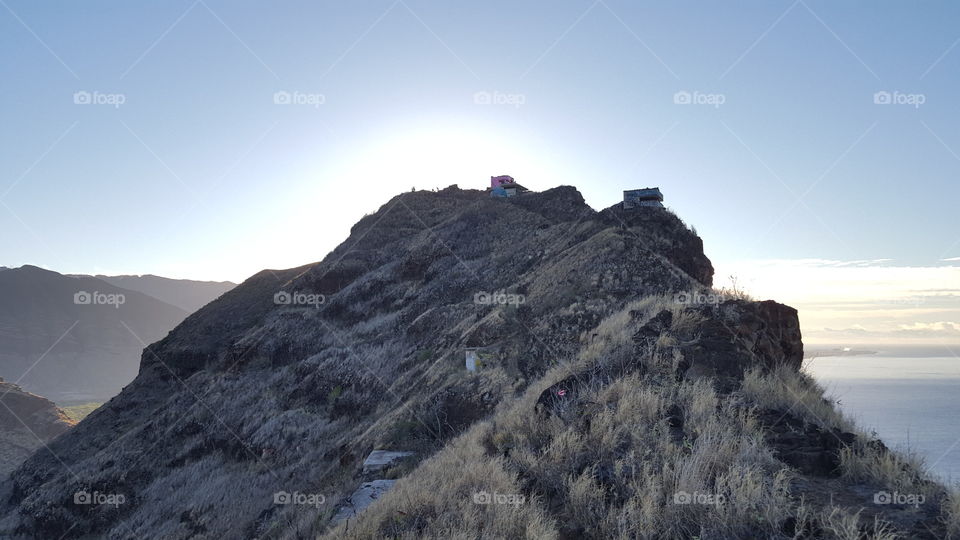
[536,298,803,416]
[634,299,804,384]
[756,409,857,477]
[600,203,714,287]
[0,379,74,476]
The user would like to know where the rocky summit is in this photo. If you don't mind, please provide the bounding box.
[0,186,950,539]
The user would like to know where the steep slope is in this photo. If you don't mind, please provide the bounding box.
[92,275,235,313]
[0,267,189,401]
[0,186,949,539]
[332,300,949,539]
[0,379,74,476]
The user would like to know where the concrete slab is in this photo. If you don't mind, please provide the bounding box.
[361,450,414,474]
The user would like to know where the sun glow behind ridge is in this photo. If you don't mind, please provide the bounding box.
[328,124,566,193]
[224,123,569,282]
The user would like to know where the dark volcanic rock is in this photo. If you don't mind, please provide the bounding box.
[537,298,803,417]
[600,203,714,287]
[634,299,803,384]
[756,409,858,477]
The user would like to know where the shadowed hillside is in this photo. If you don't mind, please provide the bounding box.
[0,268,235,403]
[0,267,190,402]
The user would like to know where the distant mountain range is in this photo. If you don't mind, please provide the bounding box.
[0,266,235,402]
[89,274,234,313]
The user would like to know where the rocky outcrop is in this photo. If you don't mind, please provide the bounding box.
[600,203,714,287]
[536,298,803,416]
[634,299,803,384]
[756,409,857,477]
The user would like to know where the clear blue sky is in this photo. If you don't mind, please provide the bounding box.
[2,0,959,291]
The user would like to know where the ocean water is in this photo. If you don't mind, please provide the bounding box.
[804,345,960,485]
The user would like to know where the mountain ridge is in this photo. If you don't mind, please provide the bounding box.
[90,274,235,313]
[0,185,949,539]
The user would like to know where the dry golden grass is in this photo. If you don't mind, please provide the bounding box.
[325,363,798,538]
[740,366,853,432]
[818,507,899,540]
[578,295,672,371]
[944,489,960,539]
[839,441,934,498]
[668,308,706,336]
[318,299,947,540]
[329,421,558,539]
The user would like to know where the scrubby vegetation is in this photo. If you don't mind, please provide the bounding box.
[945,490,960,538]
[61,402,102,422]
[326,300,953,539]
[740,367,852,432]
